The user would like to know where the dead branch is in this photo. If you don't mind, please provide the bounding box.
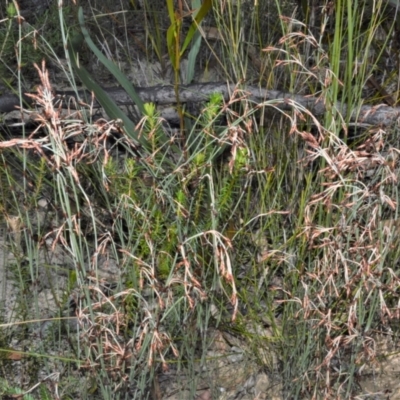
[0,83,399,127]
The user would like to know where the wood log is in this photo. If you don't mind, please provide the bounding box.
[0,83,399,127]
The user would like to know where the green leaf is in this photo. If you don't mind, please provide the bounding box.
[77,7,146,116]
[166,0,176,24]
[186,30,201,84]
[180,0,212,56]
[67,32,145,148]
[68,7,181,160]
[167,23,177,69]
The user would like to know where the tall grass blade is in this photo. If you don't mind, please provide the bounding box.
[185,0,204,84]
[77,7,146,115]
[67,34,147,148]
[180,0,212,55]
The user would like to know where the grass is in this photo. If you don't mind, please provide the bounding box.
[0,0,400,399]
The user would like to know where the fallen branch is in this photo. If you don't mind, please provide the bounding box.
[0,82,399,127]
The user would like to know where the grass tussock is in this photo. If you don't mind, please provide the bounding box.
[0,0,400,399]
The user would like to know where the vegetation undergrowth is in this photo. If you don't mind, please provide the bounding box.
[0,0,400,399]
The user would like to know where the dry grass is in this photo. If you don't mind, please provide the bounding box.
[1,1,400,399]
